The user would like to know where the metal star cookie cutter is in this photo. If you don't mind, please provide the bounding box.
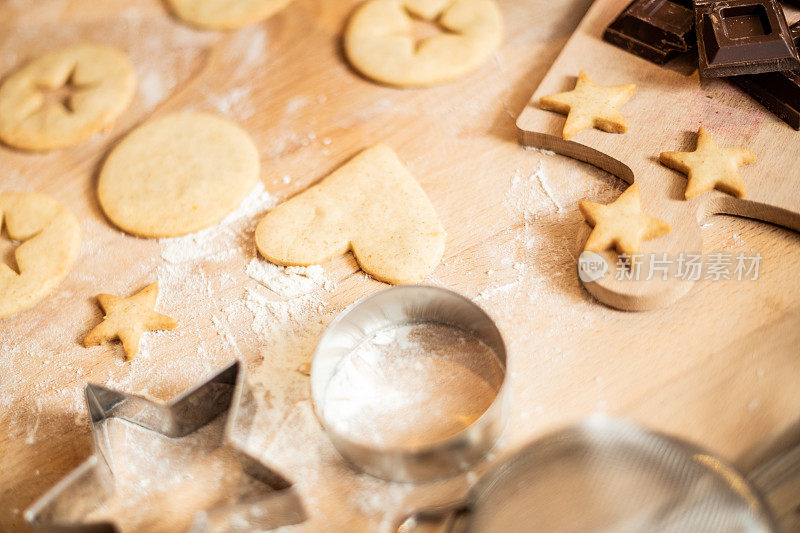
[25,360,306,532]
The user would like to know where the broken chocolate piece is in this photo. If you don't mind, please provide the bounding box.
[731,22,800,129]
[695,0,800,77]
[603,0,696,64]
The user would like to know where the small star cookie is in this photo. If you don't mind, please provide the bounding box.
[579,183,671,256]
[539,71,636,140]
[84,282,177,360]
[659,127,756,200]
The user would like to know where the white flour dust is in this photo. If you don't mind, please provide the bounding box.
[205,86,255,120]
[159,183,276,264]
[322,323,504,448]
[246,260,334,299]
[84,417,266,533]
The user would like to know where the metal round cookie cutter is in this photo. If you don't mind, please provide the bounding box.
[311,285,508,483]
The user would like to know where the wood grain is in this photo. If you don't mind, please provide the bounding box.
[1,0,799,531]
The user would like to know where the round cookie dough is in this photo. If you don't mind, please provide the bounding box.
[344,0,503,87]
[0,44,136,151]
[0,193,81,319]
[97,112,260,238]
[165,0,293,30]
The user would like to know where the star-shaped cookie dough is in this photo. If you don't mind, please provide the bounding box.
[84,282,177,360]
[539,71,637,140]
[659,127,756,199]
[579,183,671,256]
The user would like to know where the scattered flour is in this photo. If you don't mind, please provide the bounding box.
[476,281,519,301]
[159,182,276,264]
[533,163,563,212]
[205,86,255,120]
[322,323,504,448]
[84,417,275,533]
[523,145,557,156]
[138,69,168,111]
[246,260,333,299]
[229,25,270,75]
[506,161,562,222]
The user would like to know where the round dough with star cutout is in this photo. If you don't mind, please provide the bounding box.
[0,44,136,151]
[344,0,503,87]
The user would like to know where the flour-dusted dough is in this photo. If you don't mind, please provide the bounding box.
[85,282,178,360]
[255,144,445,284]
[165,0,293,29]
[0,44,136,151]
[344,0,503,87]
[0,193,81,319]
[97,112,260,238]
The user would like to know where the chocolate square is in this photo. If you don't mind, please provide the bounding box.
[695,0,800,77]
[732,22,800,129]
[603,0,696,64]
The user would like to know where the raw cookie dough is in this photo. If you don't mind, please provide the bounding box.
[659,126,756,199]
[255,144,445,284]
[579,183,671,256]
[0,193,81,319]
[0,44,136,151]
[84,282,178,360]
[539,71,636,140]
[97,112,260,238]
[165,0,293,30]
[344,0,503,87]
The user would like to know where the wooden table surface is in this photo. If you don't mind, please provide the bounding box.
[2,0,800,531]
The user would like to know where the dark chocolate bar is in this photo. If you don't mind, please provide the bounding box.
[695,0,800,77]
[603,0,696,64]
[731,22,800,129]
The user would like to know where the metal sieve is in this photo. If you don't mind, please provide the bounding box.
[399,415,777,532]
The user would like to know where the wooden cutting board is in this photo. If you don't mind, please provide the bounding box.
[517,0,800,311]
[2,1,800,531]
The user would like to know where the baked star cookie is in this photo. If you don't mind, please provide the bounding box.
[85,282,177,360]
[659,127,756,199]
[344,0,503,87]
[98,112,260,238]
[165,0,293,30]
[0,44,136,151]
[255,144,445,284]
[0,193,81,319]
[579,184,671,256]
[539,71,636,140]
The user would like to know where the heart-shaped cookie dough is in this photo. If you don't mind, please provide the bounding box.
[255,145,445,285]
[0,192,81,319]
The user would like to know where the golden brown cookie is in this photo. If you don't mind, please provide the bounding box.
[165,0,293,30]
[0,193,81,319]
[539,71,636,140]
[84,282,177,360]
[0,44,136,151]
[97,112,260,238]
[255,144,445,284]
[344,0,503,87]
[579,183,671,256]
[659,126,756,200]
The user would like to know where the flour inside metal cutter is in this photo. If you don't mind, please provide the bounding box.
[25,360,306,533]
